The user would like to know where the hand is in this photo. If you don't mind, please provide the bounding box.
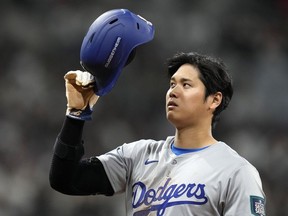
[64,70,99,120]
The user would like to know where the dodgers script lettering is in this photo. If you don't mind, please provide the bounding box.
[132,178,208,216]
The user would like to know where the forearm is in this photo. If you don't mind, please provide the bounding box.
[58,116,85,146]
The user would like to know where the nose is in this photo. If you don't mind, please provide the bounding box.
[167,85,179,98]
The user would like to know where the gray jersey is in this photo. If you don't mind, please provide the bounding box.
[98,136,266,216]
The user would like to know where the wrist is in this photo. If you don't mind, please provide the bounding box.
[66,106,93,121]
[58,116,85,146]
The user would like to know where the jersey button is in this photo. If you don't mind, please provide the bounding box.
[172,159,177,165]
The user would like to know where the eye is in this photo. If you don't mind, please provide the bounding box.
[170,82,176,88]
[183,83,191,88]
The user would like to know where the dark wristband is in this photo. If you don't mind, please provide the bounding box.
[59,117,85,145]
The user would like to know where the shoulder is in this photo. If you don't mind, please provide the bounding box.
[205,142,260,177]
[121,136,173,157]
[98,136,174,167]
[211,142,251,164]
[207,142,265,195]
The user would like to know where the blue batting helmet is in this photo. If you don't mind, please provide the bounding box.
[80,9,155,96]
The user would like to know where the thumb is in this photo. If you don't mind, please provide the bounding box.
[89,94,100,109]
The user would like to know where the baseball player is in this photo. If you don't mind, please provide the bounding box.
[49,9,266,216]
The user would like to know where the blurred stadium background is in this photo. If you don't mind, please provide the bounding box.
[1,0,288,215]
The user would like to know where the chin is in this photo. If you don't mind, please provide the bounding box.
[166,113,179,126]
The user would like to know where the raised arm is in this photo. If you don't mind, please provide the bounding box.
[49,71,114,196]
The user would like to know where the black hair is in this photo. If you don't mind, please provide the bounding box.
[166,52,233,128]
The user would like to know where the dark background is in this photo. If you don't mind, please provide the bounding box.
[1,0,287,215]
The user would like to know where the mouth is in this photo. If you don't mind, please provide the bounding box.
[167,100,178,109]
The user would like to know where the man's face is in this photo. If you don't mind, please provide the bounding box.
[166,64,212,129]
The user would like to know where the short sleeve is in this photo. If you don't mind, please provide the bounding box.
[223,164,266,216]
[97,145,130,194]
[97,139,152,194]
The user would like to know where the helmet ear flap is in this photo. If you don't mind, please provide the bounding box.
[125,48,136,67]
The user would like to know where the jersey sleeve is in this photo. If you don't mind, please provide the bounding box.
[223,164,266,216]
[97,140,147,194]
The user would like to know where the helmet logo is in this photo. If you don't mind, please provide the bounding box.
[105,37,122,68]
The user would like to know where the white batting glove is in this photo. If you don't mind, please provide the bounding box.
[64,70,99,120]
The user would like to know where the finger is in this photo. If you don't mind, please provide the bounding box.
[64,70,80,80]
[89,94,100,108]
[76,71,95,87]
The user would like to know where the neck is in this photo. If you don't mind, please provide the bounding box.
[174,125,217,149]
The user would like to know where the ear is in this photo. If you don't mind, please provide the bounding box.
[209,92,222,110]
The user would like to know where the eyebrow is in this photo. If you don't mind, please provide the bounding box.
[170,77,193,83]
